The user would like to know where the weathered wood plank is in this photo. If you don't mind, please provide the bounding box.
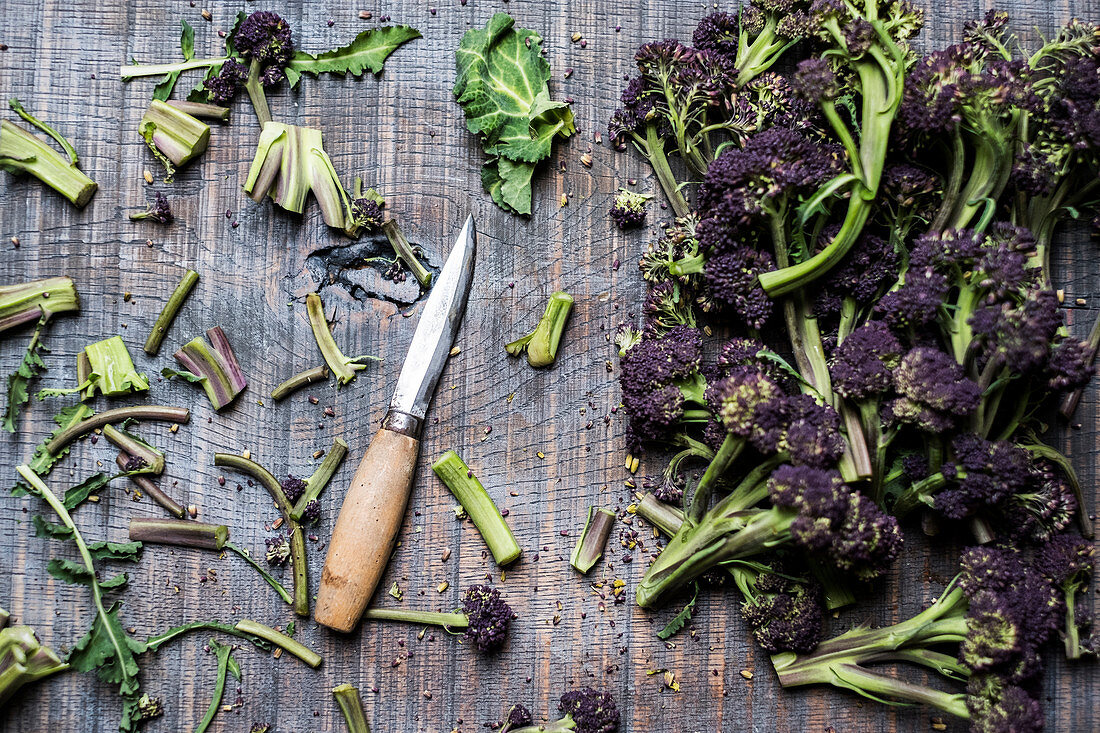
[0,0,1096,731]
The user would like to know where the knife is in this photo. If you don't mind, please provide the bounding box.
[315,215,477,632]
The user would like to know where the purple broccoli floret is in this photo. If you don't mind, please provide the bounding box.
[768,465,902,580]
[350,197,384,233]
[885,347,981,432]
[618,326,707,448]
[264,534,289,566]
[739,563,825,653]
[280,474,307,504]
[1035,533,1094,659]
[129,191,173,224]
[702,248,775,329]
[1046,337,1095,392]
[969,289,1063,375]
[780,394,846,469]
[204,59,248,103]
[557,688,620,733]
[814,230,900,316]
[501,704,533,731]
[830,322,902,400]
[300,499,321,524]
[966,675,1045,733]
[609,189,651,229]
[934,434,1031,520]
[1001,459,1078,543]
[692,12,739,57]
[234,11,294,86]
[461,585,515,652]
[707,369,783,438]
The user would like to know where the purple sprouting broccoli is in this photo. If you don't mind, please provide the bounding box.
[778,395,846,469]
[502,688,619,733]
[1000,459,1078,543]
[642,281,696,336]
[636,463,900,608]
[204,59,248,104]
[610,189,652,229]
[129,191,173,224]
[706,368,784,440]
[813,230,900,317]
[885,347,981,432]
[618,326,709,450]
[1046,336,1095,392]
[299,499,321,524]
[499,704,534,732]
[350,196,384,233]
[638,215,705,288]
[697,127,841,240]
[264,534,290,566]
[830,322,902,401]
[280,474,307,504]
[735,561,825,653]
[461,584,515,652]
[691,11,740,57]
[701,247,776,330]
[772,544,1062,727]
[875,263,950,328]
[1035,534,1095,659]
[715,337,768,376]
[234,11,294,86]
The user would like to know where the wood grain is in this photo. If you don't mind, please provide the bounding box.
[0,1,1096,731]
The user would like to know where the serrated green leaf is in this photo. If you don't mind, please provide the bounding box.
[67,601,146,686]
[99,572,130,590]
[161,366,206,383]
[48,557,94,585]
[63,472,113,511]
[454,13,573,215]
[4,315,49,433]
[656,583,698,640]
[286,26,421,87]
[12,403,94,495]
[181,19,195,60]
[151,20,196,102]
[224,10,247,58]
[87,540,143,563]
[32,514,73,539]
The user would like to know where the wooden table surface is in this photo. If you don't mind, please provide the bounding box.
[1,1,1097,731]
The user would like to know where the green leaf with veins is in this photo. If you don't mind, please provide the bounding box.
[285,26,421,88]
[656,582,699,640]
[67,601,147,688]
[88,540,143,563]
[33,514,73,539]
[62,472,114,511]
[455,13,574,215]
[153,20,196,102]
[11,403,93,496]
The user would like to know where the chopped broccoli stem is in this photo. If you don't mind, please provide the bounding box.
[40,335,150,400]
[165,100,230,122]
[129,518,228,550]
[0,277,79,334]
[570,507,616,574]
[362,608,469,628]
[0,623,69,707]
[139,100,210,180]
[305,293,380,385]
[119,57,229,79]
[233,619,322,668]
[505,291,574,368]
[195,637,235,733]
[144,620,272,654]
[0,119,96,207]
[382,220,433,288]
[634,493,685,537]
[214,453,310,617]
[113,452,185,518]
[432,450,521,566]
[243,58,273,127]
[333,684,371,733]
[271,365,329,401]
[170,327,248,410]
[224,542,293,606]
[144,269,199,356]
[290,437,349,521]
[103,424,165,474]
[45,405,190,455]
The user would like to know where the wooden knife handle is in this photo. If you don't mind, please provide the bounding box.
[315,426,419,632]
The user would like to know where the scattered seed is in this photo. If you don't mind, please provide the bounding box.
[123,292,132,302]
[170,424,179,433]
[740,670,754,680]
[437,581,449,593]
[571,32,582,42]
[1076,297,1087,306]
[11,236,20,247]
[580,153,593,167]
[272,517,284,529]
[323,407,335,417]
[359,10,372,19]
[564,67,573,78]
[580,39,587,48]
[449,346,461,356]
[217,476,226,486]
[312,449,325,459]
[537,451,546,459]
[143,170,153,184]
[188,504,198,518]
[242,449,251,459]
[560,192,569,207]
[201,9,212,21]
[308,395,319,405]
[1057,289,1065,303]
[441,548,451,561]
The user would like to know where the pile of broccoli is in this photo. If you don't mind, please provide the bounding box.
[611,3,1099,730]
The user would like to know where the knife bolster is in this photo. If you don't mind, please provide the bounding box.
[381,409,422,438]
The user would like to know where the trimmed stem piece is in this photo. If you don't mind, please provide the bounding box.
[0,120,97,207]
[233,619,322,668]
[362,608,469,628]
[432,450,521,566]
[139,99,210,179]
[165,101,230,122]
[0,277,79,332]
[570,507,616,574]
[505,291,574,368]
[224,542,293,606]
[103,424,164,474]
[290,437,349,521]
[45,405,190,455]
[129,518,228,550]
[271,365,329,401]
[333,684,371,733]
[381,220,433,288]
[114,452,185,518]
[305,292,379,385]
[144,269,199,356]
[172,327,248,410]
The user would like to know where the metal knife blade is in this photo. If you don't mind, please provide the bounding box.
[388,214,476,422]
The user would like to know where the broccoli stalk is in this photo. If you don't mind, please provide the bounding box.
[164,327,248,410]
[103,424,164,474]
[143,269,200,356]
[45,404,190,455]
[128,518,228,550]
[570,507,616,574]
[112,452,185,519]
[304,293,380,385]
[128,191,173,224]
[333,684,371,733]
[195,637,237,733]
[214,453,310,617]
[505,688,620,733]
[506,292,574,368]
[139,100,210,181]
[0,100,97,207]
[0,277,79,334]
[271,365,329,401]
[0,623,69,707]
[144,618,321,668]
[164,100,230,121]
[362,585,514,652]
[432,450,522,566]
[381,220,433,288]
[37,335,150,400]
[289,437,348,522]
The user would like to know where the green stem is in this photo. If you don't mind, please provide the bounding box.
[195,638,232,733]
[244,59,272,127]
[362,608,469,628]
[144,269,199,356]
[432,450,521,566]
[306,293,368,386]
[570,506,616,574]
[214,454,310,616]
[15,466,134,693]
[234,619,322,668]
[128,518,227,550]
[688,433,745,522]
[45,405,190,455]
[290,437,349,521]
[891,472,950,517]
[333,684,371,733]
[271,365,330,401]
[224,542,293,606]
[644,124,690,218]
[145,621,270,653]
[0,120,98,207]
[119,57,226,79]
[382,220,434,288]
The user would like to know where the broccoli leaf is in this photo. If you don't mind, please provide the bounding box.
[67,601,146,687]
[87,540,144,563]
[454,13,574,215]
[4,315,49,433]
[285,26,421,88]
[47,557,96,585]
[656,583,699,640]
[63,472,114,511]
[161,366,205,384]
[33,514,73,539]
[11,403,94,496]
[152,20,196,102]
